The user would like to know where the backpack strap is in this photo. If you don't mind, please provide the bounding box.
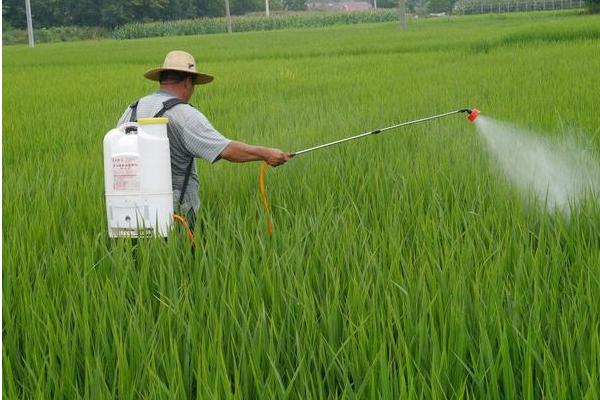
[127,97,193,210]
[154,98,185,118]
[152,98,194,210]
[128,100,139,123]
[178,159,194,209]
[124,101,140,133]
[128,97,185,122]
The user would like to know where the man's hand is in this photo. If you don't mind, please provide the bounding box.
[263,148,290,167]
[219,141,291,166]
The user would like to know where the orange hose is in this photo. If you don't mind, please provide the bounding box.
[259,161,273,236]
[173,213,195,246]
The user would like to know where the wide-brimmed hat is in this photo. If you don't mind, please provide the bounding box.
[144,50,213,85]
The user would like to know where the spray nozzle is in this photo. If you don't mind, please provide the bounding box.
[466,108,480,122]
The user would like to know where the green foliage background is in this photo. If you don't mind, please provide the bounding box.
[113,10,399,39]
[586,0,600,12]
[2,0,271,28]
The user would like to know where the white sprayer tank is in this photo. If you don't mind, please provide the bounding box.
[104,118,173,237]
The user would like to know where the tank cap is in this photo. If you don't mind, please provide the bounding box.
[138,117,169,125]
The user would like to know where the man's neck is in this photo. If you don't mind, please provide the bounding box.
[158,85,185,101]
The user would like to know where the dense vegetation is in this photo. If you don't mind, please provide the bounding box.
[2,0,281,28]
[1,0,453,31]
[586,0,600,12]
[1,10,400,45]
[113,10,400,39]
[4,11,600,399]
[2,25,110,46]
[4,0,593,41]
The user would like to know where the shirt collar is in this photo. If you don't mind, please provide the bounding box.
[156,88,178,98]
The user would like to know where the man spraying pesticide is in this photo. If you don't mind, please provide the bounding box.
[104,50,289,242]
[103,49,479,241]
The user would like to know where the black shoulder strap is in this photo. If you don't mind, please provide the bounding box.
[178,160,194,209]
[129,98,185,122]
[128,98,192,209]
[153,98,193,209]
[154,98,185,118]
[129,100,139,123]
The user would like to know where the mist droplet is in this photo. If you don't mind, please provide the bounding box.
[475,116,600,217]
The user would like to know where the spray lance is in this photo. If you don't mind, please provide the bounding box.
[259,107,481,235]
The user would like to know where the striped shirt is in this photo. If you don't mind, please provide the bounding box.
[117,89,231,214]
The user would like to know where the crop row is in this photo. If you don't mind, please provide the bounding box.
[113,10,400,39]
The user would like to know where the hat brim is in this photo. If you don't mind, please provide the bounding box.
[144,67,214,85]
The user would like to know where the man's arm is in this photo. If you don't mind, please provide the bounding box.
[219,141,290,167]
[172,106,289,167]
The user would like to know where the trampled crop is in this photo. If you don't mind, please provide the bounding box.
[3,11,600,399]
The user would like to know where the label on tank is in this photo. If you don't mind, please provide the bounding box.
[112,156,140,191]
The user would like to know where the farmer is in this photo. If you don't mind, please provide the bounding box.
[117,50,289,230]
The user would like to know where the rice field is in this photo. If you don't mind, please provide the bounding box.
[3,10,600,399]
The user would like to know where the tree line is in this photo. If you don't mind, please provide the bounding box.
[2,0,475,30]
[3,0,284,29]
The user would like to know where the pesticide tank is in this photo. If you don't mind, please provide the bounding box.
[103,118,173,238]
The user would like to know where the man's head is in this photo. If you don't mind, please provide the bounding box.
[144,50,213,102]
[158,70,197,102]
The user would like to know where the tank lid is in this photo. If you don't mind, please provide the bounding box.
[138,117,169,125]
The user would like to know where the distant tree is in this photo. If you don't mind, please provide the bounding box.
[64,0,101,26]
[408,0,429,14]
[195,0,227,17]
[377,0,400,7]
[100,0,135,27]
[427,0,456,12]
[231,0,264,15]
[3,0,26,29]
[33,0,68,27]
[586,0,600,12]
[282,0,306,10]
[164,0,198,20]
[1,0,279,28]
[100,0,170,26]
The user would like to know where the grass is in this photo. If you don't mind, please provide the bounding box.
[2,25,111,46]
[3,10,600,399]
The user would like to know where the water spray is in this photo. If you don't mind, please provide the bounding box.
[259,107,480,235]
[475,115,600,217]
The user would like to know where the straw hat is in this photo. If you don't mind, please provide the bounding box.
[144,50,213,85]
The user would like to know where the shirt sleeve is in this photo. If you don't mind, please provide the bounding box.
[175,105,232,163]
